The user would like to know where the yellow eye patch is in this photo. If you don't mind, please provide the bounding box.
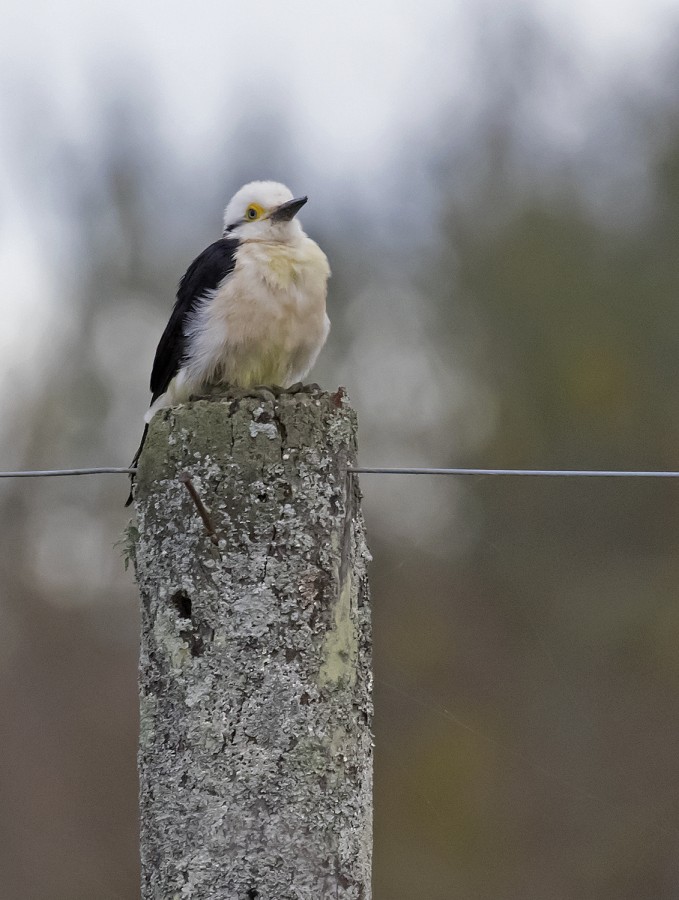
[245,203,265,221]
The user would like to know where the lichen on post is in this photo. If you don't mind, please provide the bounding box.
[132,388,373,900]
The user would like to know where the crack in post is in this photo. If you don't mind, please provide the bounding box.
[178,472,220,545]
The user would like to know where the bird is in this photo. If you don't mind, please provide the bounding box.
[126,180,331,506]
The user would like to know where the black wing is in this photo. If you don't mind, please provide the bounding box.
[149,237,239,402]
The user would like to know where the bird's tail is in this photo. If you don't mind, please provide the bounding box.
[125,423,149,507]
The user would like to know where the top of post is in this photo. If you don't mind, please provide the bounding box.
[134,387,357,504]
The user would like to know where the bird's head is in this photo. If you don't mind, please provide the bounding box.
[223,181,307,241]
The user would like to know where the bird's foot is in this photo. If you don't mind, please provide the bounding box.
[189,384,275,403]
[189,383,322,404]
[231,386,278,404]
[237,383,321,399]
[188,383,231,402]
[284,382,321,395]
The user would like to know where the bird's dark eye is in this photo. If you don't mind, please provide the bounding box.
[246,206,259,220]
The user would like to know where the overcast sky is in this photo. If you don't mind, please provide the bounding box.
[0,0,677,416]
[1,0,677,176]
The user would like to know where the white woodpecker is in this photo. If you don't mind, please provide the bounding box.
[127,181,331,504]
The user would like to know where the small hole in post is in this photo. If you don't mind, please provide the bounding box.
[171,590,192,620]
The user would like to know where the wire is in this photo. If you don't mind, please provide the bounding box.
[0,467,136,478]
[1,465,679,479]
[348,467,679,478]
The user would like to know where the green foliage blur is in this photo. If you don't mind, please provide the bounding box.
[2,14,679,899]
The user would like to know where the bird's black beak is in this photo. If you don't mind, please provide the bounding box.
[270,196,307,222]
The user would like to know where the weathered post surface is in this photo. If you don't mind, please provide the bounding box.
[132,388,372,900]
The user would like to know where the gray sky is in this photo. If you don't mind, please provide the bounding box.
[1,0,675,175]
[0,0,676,418]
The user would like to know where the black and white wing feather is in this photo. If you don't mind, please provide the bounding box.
[126,237,238,505]
[150,237,239,401]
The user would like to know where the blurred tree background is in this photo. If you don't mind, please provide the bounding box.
[2,5,679,898]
